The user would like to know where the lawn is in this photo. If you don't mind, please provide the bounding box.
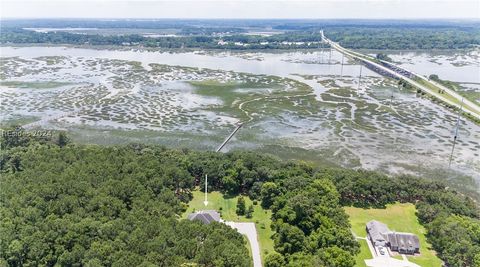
[183,190,275,261]
[344,203,442,267]
[353,239,371,267]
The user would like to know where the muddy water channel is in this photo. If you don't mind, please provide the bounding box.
[1,47,479,190]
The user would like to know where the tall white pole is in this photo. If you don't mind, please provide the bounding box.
[449,98,463,168]
[203,174,208,206]
[320,42,324,64]
[358,65,363,90]
[329,48,332,65]
[340,54,344,77]
[390,84,397,106]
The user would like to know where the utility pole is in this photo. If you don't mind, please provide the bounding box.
[328,48,332,65]
[390,84,397,106]
[449,98,464,168]
[318,42,321,64]
[320,41,324,64]
[357,64,363,90]
[340,54,344,77]
[203,174,209,206]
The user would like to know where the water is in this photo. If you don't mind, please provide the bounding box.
[368,49,480,83]
[1,46,479,190]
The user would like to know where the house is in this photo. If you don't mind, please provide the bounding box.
[366,220,420,255]
[386,232,420,254]
[366,220,389,247]
[187,210,221,224]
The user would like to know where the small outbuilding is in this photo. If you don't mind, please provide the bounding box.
[187,210,221,224]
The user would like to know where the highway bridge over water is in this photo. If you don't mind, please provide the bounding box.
[320,30,480,121]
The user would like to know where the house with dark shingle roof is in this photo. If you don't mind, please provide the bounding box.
[386,232,420,254]
[366,220,420,255]
[187,210,221,224]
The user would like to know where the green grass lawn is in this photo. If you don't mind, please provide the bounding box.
[183,190,275,261]
[353,239,371,267]
[344,203,442,267]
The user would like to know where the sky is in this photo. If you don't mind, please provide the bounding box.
[1,0,479,19]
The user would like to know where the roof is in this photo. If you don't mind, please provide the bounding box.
[366,220,389,244]
[187,210,221,224]
[387,232,420,250]
[367,220,420,250]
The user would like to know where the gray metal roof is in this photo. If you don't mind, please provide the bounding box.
[187,210,221,224]
[367,220,420,251]
[366,220,389,244]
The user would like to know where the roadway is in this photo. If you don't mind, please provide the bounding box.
[320,31,480,121]
[225,221,262,267]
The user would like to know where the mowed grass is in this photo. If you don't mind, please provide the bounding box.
[183,190,275,261]
[344,203,443,267]
[354,239,371,267]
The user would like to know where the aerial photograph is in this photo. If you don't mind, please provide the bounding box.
[0,0,479,266]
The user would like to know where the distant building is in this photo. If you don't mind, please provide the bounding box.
[366,220,420,255]
[187,210,221,224]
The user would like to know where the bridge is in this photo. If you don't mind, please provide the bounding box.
[320,30,480,121]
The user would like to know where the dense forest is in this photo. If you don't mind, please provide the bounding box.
[1,128,479,266]
[1,19,480,50]
[0,131,251,267]
[0,28,326,50]
[325,27,480,49]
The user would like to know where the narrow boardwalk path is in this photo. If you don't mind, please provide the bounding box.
[217,89,314,152]
[216,123,243,152]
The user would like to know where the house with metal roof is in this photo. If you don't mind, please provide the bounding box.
[366,220,389,247]
[187,210,222,224]
[366,220,420,255]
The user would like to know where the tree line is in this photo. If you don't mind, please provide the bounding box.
[3,25,479,50]
[0,28,324,50]
[325,27,480,50]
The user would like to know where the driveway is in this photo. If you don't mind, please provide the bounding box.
[225,221,262,267]
[364,236,420,267]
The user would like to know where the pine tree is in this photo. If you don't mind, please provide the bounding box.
[246,204,254,218]
[236,196,246,215]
